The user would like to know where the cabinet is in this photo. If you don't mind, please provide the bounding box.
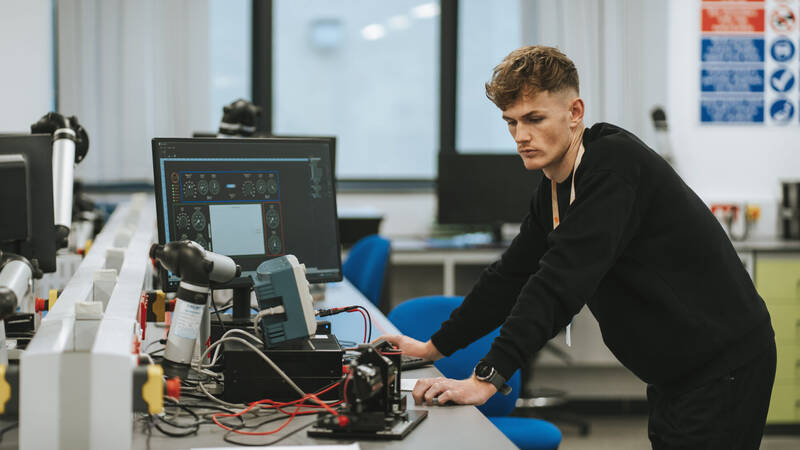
[755,253,800,424]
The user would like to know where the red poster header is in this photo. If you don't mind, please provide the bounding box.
[702,5,765,33]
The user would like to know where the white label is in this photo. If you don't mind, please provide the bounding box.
[172,299,204,340]
[401,378,418,392]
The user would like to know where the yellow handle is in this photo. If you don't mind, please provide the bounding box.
[0,365,10,415]
[141,365,164,414]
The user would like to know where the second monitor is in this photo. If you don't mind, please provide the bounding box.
[152,137,341,291]
[437,152,543,243]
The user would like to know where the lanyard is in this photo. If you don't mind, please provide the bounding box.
[551,143,585,229]
[550,143,585,347]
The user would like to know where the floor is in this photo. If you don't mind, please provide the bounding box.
[555,415,800,450]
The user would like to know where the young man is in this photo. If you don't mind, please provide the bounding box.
[383,46,775,449]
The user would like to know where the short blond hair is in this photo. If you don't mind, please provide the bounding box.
[485,45,580,110]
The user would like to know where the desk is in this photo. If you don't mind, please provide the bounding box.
[129,279,515,449]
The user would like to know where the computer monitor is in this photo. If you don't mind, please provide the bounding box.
[437,152,543,242]
[191,132,337,175]
[0,134,57,273]
[152,137,342,291]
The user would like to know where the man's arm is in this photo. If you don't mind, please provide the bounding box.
[429,206,550,357]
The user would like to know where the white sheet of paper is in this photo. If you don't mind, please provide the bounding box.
[401,378,419,391]
[195,444,360,450]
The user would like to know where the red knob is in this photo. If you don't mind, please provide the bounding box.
[166,377,181,400]
[337,415,350,427]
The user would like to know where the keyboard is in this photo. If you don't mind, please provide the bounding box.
[400,355,433,371]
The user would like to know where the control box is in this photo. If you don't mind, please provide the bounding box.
[222,333,344,403]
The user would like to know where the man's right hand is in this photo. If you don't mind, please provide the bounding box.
[380,335,444,361]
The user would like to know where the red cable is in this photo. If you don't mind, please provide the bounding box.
[211,383,341,435]
[347,309,368,342]
[342,371,352,406]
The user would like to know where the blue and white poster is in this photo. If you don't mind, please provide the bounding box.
[700,0,800,126]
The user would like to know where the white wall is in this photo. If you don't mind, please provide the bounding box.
[668,0,800,237]
[0,0,53,131]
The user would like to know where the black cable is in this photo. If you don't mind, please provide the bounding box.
[151,415,198,437]
[211,302,226,332]
[145,338,166,355]
[0,422,18,442]
[355,306,373,342]
[222,417,322,447]
[317,305,373,342]
[157,402,202,432]
[144,415,153,450]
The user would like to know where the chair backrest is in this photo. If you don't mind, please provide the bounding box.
[388,295,521,417]
[342,234,390,307]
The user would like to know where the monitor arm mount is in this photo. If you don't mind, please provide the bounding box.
[0,251,41,320]
[149,240,240,377]
[31,112,90,249]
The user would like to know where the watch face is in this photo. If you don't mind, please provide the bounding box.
[474,362,493,379]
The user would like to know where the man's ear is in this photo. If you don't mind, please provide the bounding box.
[569,97,585,125]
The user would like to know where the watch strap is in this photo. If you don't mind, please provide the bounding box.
[475,363,512,396]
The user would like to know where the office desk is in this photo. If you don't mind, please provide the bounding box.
[129,279,515,449]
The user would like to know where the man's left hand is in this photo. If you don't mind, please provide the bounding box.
[412,376,498,406]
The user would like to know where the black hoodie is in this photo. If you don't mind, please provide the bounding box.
[430,122,773,388]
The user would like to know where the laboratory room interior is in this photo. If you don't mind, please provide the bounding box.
[1,0,800,449]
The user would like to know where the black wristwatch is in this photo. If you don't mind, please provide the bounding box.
[474,361,512,395]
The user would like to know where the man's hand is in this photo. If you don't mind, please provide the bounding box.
[412,376,497,406]
[379,335,444,361]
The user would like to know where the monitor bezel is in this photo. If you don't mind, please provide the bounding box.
[151,137,342,291]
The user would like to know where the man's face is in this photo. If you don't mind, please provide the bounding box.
[502,89,581,172]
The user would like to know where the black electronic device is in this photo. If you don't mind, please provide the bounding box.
[308,339,428,440]
[210,319,331,346]
[0,134,57,273]
[152,137,341,291]
[437,152,543,243]
[222,333,344,403]
[400,354,433,371]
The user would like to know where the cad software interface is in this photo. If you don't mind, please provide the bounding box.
[153,139,340,286]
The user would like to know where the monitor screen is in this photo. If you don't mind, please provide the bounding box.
[437,152,543,226]
[0,134,57,273]
[152,137,341,290]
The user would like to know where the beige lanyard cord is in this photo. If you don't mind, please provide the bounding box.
[550,144,585,347]
[551,144,585,230]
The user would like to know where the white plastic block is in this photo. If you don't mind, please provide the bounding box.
[105,248,126,272]
[93,269,118,309]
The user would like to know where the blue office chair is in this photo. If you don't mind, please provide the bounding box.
[389,296,562,450]
[342,234,391,308]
